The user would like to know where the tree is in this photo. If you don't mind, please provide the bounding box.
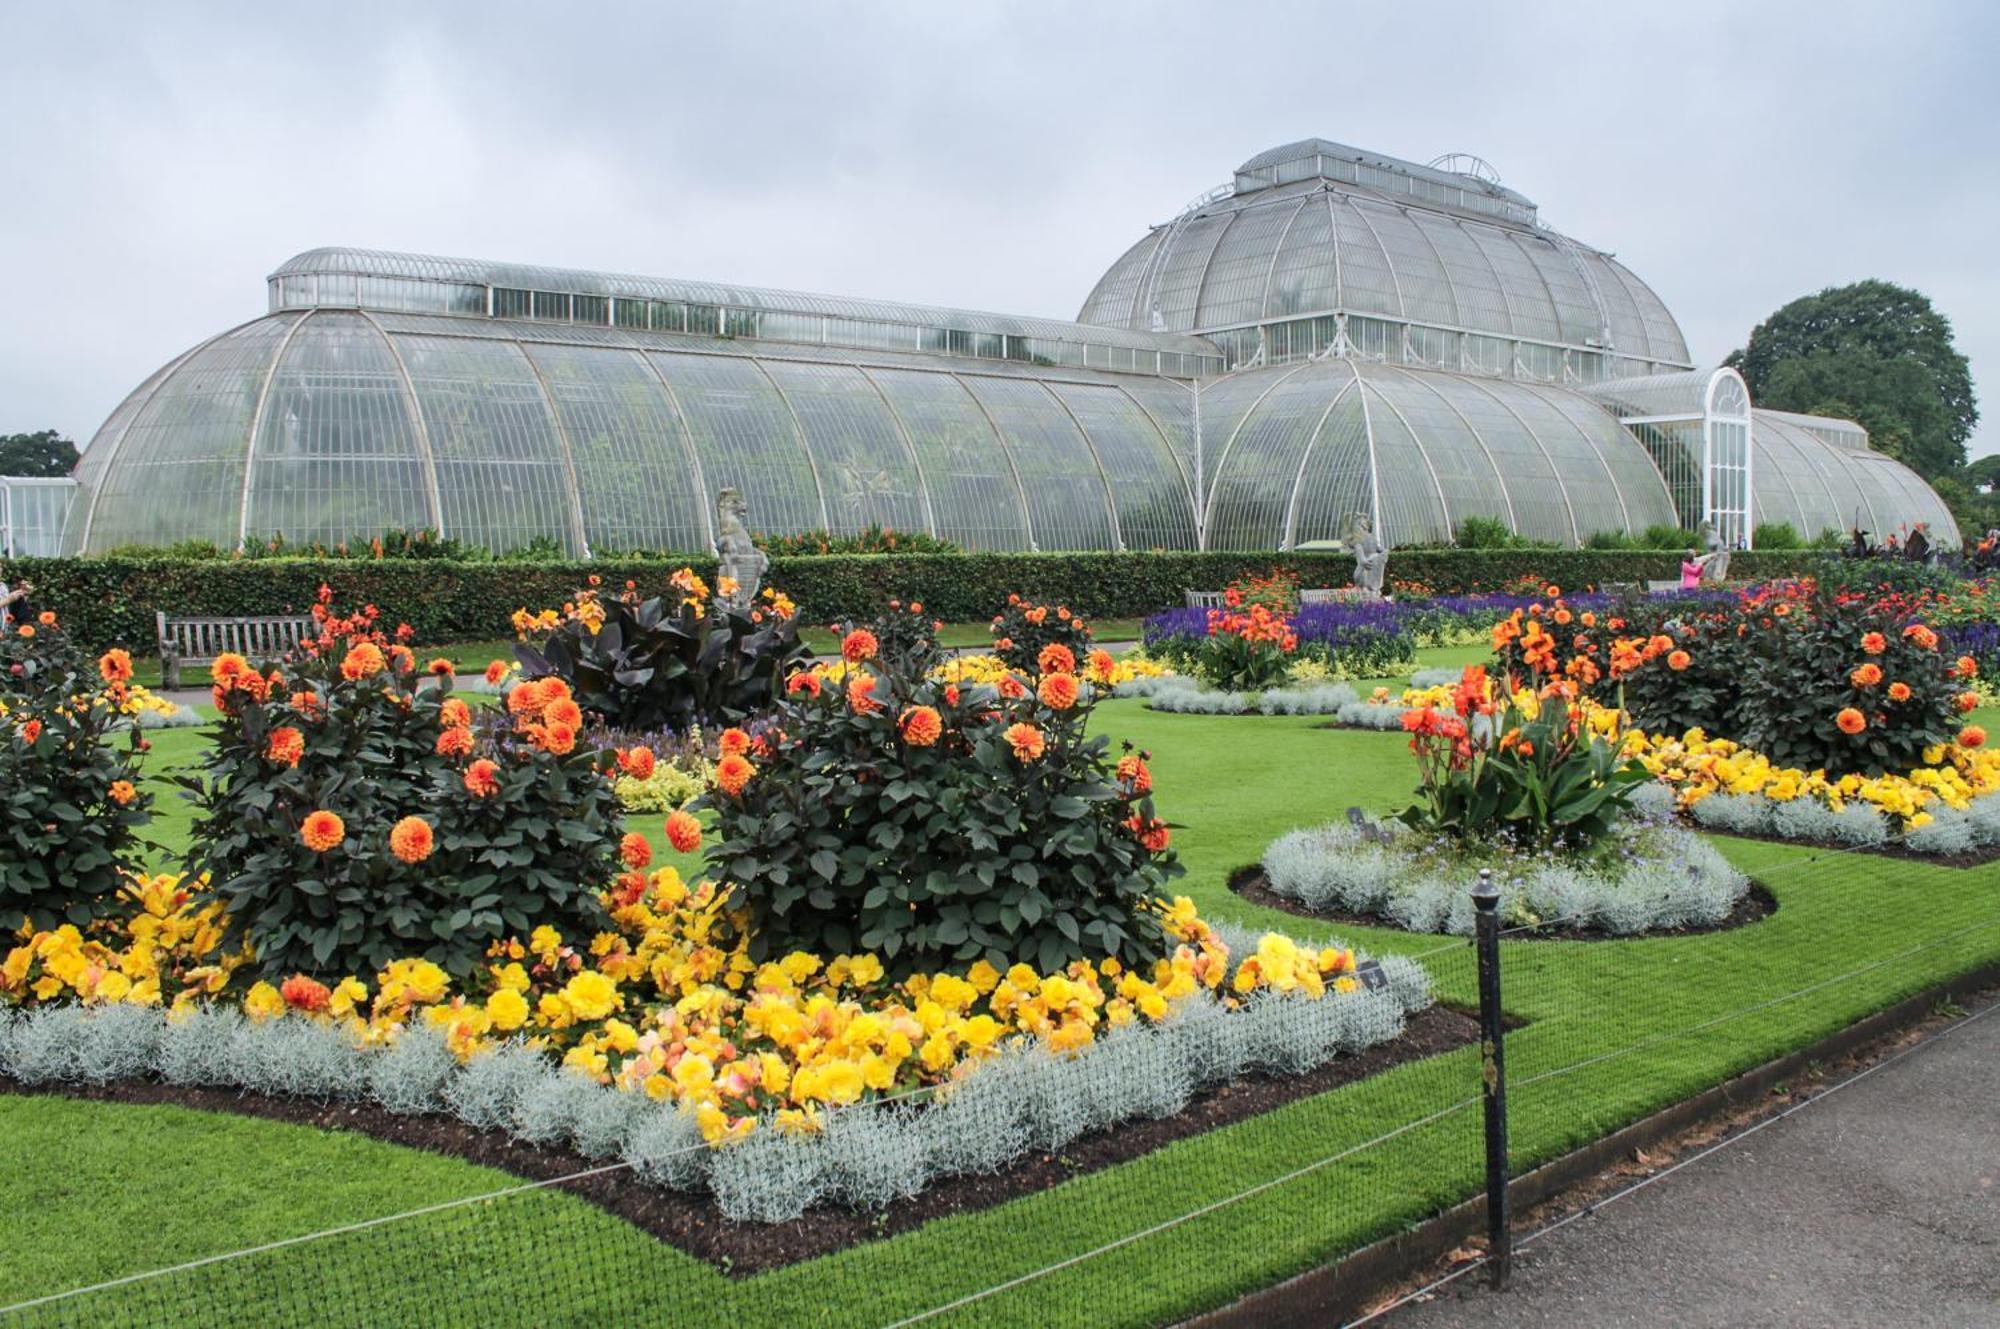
[0,430,78,478]
[1726,281,1977,479]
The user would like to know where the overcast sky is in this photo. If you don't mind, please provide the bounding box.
[4,2,1994,457]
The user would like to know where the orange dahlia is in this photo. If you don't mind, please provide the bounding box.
[266,726,305,767]
[1116,754,1152,793]
[340,642,386,681]
[665,809,703,853]
[848,674,883,715]
[388,816,434,864]
[1666,650,1691,672]
[1887,681,1913,702]
[1038,673,1080,710]
[1957,655,1979,679]
[1004,722,1046,762]
[718,727,752,756]
[464,758,502,797]
[620,832,653,869]
[1835,707,1867,736]
[280,975,332,1012]
[1960,725,1987,750]
[439,697,472,729]
[211,653,250,685]
[618,745,656,780]
[786,671,823,698]
[1958,691,1981,713]
[841,629,879,663]
[1903,624,1939,651]
[1850,663,1883,689]
[1037,643,1076,676]
[545,698,584,730]
[899,705,943,746]
[1860,632,1886,654]
[98,648,133,684]
[435,726,475,758]
[484,659,509,686]
[716,752,756,795]
[428,658,455,677]
[109,780,137,806]
[538,721,577,756]
[1125,813,1171,853]
[301,809,346,852]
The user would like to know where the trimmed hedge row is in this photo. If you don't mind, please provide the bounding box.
[0,550,1825,654]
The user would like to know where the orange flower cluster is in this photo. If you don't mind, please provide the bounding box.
[265,726,305,767]
[210,652,286,710]
[1204,602,1298,651]
[506,676,581,754]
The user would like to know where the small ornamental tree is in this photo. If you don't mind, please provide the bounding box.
[513,570,806,731]
[184,589,625,979]
[990,594,1093,674]
[0,618,153,931]
[698,634,1181,977]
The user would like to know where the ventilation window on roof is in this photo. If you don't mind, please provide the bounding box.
[494,288,531,319]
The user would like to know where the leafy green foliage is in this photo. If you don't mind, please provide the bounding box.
[0,430,77,479]
[1453,515,1558,550]
[1397,673,1642,852]
[515,579,807,731]
[1728,280,1978,477]
[829,598,944,675]
[183,606,622,980]
[755,525,959,557]
[0,619,152,931]
[701,652,1180,977]
[1751,522,1804,550]
[989,595,1093,673]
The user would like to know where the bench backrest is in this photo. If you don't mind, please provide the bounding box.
[1184,590,1228,608]
[157,612,316,664]
[1297,587,1345,604]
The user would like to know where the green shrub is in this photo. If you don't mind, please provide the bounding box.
[185,598,622,979]
[700,649,1180,977]
[830,598,944,675]
[756,525,958,557]
[514,575,806,731]
[0,618,153,931]
[990,594,1094,673]
[1752,522,1804,550]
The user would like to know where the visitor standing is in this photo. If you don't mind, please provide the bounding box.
[0,576,30,629]
[1679,550,1705,590]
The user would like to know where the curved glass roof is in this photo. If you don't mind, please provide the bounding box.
[1077,142,1691,371]
[271,247,1220,367]
[1194,358,1680,550]
[64,310,1200,557]
[1751,410,1959,547]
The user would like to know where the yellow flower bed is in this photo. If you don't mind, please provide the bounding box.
[5,871,1365,1143]
[822,651,1173,691]
[1622,727,2000,831]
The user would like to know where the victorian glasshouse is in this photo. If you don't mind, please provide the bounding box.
[54,138,1957,557]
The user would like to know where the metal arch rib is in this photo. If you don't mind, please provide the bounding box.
[739,355,832,532]
[945,369,1037,551]
[627,348,718,554]
[1347,358,1387,542]
[1351,365,1453,543]
[1187,208,1248,328]
[1340,198,1407,322]
[1493,226,1566,349]
[1198,360,1318,551]
[1256,195,1314,324]
[237,310,313,546]
[1280,371,1358,550]
[1400,208,1466,330]
[1024,380,1122,551]
[73,319,254,551]
[1551,234,1614,352]
[1108,379,1201,533]
[1378,366,1518,533]
[1323,189,1345,316]
[849,362,939,538]
[1508,379,1640,535]
[1460,376,1580,544]
[513,341,594,558]
[356,310,447,538]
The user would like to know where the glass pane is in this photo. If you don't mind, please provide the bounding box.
[961,376,1116,551]
[644,351,825,537]
[756,359,929,537]
[861,367,1027,551]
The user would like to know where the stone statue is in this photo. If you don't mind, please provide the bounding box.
[1348,512,1388,599]
[714,488,768,609]
[1698,519,1730,584]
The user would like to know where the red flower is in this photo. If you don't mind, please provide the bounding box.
[280,975,332,1012]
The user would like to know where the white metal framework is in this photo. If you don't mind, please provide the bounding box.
[0,477,77,557]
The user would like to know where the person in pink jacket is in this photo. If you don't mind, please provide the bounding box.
[1680,550,1705,590]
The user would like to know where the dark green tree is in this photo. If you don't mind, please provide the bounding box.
[1726,281,1977,478]
[0,430,78,478]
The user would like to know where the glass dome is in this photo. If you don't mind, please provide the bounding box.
[1751,410,1959,546]
[1078,140,1691,377]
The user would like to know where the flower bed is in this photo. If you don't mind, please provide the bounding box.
[2,873,1432,1224]
[1254,813,1751,936]
[1122,674,1362,717]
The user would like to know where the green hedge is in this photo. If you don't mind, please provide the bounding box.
[0,550,1826,654]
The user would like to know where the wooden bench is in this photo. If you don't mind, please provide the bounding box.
[1184,590,1228,608]
[1298,587,1358,605]
[156,612,316,689]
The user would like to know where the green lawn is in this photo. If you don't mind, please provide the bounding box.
[8,648,2000,1326]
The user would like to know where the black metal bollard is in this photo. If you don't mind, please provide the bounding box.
[1473,866,1512,1290]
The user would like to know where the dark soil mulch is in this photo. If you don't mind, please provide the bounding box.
[0,1004,1475,1276]
[1228,865,1778,942]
